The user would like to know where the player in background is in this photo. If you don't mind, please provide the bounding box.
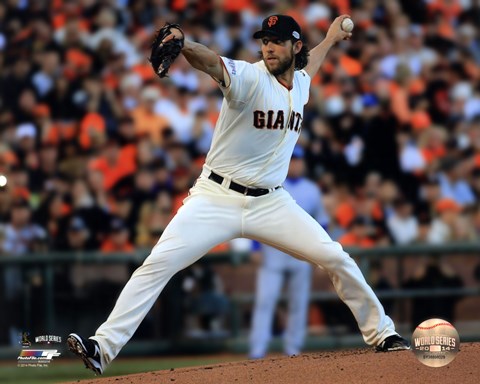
[249,145,329,359]
[67,14,410,375]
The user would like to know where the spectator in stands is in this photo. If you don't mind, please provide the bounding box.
[378,179,402,220]
[131,86,170,146]
[427,198,474,244]
[28,142,58,193]
[43,77,78,120]
[338,216,376,248]
[387,197,419,244]
[419,175,442,203]
[136,191,173,248]
[438,157,476,207]
[88,137,136,192]
[415,214,433,244]
[1,59,33,116]
[101,218,134,253]
[86,168,109,212]
[116,116,138,146]
[34,191,69,249]
[398,129,426,176]
[70,178,111,247]
[14,123,37,166]
[32,50,61,98]
[355,173,391,245]
[62,216,92,252]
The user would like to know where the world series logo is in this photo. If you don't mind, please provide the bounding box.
[411,318,460,367]
[35,335,62,344]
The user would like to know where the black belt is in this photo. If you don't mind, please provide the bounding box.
[208,171,281,197]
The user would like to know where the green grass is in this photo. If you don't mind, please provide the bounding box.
[0,355,243,384]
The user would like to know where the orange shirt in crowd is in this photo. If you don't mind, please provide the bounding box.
[338,232,375,248]
[79,112,106,150]
[427,0,462,23]
[335,201,356,229]
[101,239,135,253]
[130,107,170,146]
[421,145,446,165]
[43,121,77,144]
[474,154,480,168]
[222,0,252,12]
[88,146,137,190]
[132,63,157,82]
[339,55,362,77]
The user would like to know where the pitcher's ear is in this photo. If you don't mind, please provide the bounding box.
[293,40,303,55]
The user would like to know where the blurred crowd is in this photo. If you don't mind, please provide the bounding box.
[1,0,480,260]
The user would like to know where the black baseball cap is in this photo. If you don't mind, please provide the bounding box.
[253,15,302,41]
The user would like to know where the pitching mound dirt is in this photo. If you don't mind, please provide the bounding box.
[63,342,479,384]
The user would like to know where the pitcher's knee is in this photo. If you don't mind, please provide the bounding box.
[140,249,180,276]
[313,241,353,271]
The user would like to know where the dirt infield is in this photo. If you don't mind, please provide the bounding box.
[64,342,479,384]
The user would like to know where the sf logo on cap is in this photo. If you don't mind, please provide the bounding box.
[268,16,278,27]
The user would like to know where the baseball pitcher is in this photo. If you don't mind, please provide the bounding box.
[68,14,410,375]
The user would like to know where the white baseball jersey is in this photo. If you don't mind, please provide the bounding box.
[204,57,311,188]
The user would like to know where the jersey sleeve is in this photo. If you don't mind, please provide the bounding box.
[297,69,311,105]
[217,57,259,105]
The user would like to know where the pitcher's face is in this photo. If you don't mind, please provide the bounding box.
[261,37,295,76]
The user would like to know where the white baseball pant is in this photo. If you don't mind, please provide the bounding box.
[91,167,397,366]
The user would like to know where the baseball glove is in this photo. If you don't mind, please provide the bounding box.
[149,23,185,78]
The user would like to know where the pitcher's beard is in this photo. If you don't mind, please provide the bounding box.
[265,54,295,76]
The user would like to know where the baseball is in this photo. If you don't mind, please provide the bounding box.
[0,175,7,187]
[411,318,460,367]
[341,18,354,32]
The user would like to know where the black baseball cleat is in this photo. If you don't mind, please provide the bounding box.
[67,333,104,375]
[375,334,411,352]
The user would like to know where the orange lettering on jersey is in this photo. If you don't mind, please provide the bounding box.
[268,16,278,27]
